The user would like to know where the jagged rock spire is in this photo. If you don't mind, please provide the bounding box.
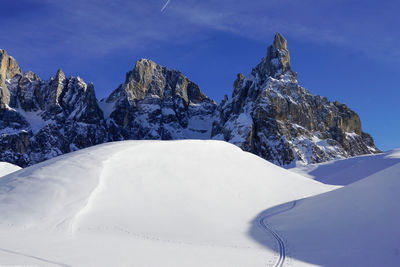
[251,32,296,82]
[0,49,22,107]
[0,41,380,168]
[273,32,288,51]
[107,58,209,105]
[213,33,379,166]
[103,58,216,140]
[269,32,291,74]
[55,69,65,80]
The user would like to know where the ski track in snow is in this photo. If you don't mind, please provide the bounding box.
[0,247,72,267]
[259,201,297,267]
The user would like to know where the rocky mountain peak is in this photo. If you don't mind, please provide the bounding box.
[212,34,379,166]
[55,69,65,81]
[251,32,296,83]
[133,58,157,75]
[0,51,108,166]
[23,71,40,81]
[102,58,216,140]
[0,50,22,80]
[0,39,380,168]
[125,59,157,89]
[0,49,22,107]
[273,32,288,51]
[41,69,67,110]
[107,58,209,105]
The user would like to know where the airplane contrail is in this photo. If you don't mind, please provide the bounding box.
[161,0,171,12]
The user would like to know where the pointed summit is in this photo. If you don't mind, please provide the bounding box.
[273,32,288,51]
[0,49,22,107]
[250,33,296,82]
[214,33,379,167]
[267,32,292,76]
[55,69,65,81]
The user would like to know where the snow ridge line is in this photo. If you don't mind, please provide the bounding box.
[70,144,134,233]
[69,159,109,233]
[259,201,297,267]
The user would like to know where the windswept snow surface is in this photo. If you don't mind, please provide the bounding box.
[264,149,400,266]
[0,162,21,177]
[289,149,400,185]
[0,140,336,267]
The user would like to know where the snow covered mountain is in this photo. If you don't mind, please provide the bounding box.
[0,53,107,166]
[100,59,217,140]
[212,33,379,166]
[0,140,337,266]
[0,33,379,167]
[0,49,216,167]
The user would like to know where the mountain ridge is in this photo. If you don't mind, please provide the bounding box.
[0,33,379,167]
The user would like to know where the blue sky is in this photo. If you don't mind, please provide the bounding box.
[1,0,399,150]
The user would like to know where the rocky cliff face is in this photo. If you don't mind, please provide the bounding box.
[0,68,107,166]
[0,33,379,167]
[101,59,216,140]
[0,58,216,167]
[211,33,379,166]
[0,49,22,108]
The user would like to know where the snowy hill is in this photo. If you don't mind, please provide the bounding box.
[289,149,400,185]
[0,140,336,266]
[263,149,400,266]
[0,162,20,177]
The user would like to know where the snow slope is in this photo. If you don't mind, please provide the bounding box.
[262,149,400,266]
[0,162,21,177]
[288,149,400,185]
[0,140,336,267]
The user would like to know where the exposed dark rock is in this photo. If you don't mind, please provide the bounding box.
[0,34,380,167]
[0,49,22,107]
[101,59,216,141]
[211,33,379,166]
[0,67,108,166]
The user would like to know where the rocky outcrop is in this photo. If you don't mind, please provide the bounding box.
[0,34,380,167]
[0,57,216,167]
[0,49,22,107]
[101,59,216,140]
[211,33,379,166]
[0,68,107,166]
